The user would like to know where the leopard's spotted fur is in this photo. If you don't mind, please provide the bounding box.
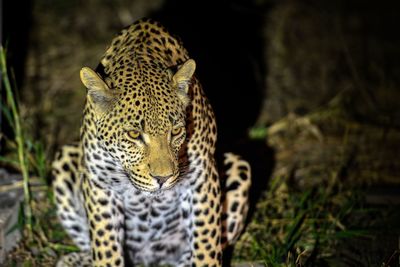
[52,18,251,267]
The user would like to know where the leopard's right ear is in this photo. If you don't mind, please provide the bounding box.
[80,67,118,115]
[172,59,196,107]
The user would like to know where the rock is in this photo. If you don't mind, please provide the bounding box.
[0,169,23,264]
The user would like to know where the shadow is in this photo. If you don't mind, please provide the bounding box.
[151,0,268,145]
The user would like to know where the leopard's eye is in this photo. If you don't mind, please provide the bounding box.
[127,130,141,140]
[171,127,184,137]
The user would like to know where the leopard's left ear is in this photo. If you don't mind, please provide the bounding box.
[173,59,196,106]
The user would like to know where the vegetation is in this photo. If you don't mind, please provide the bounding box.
[1,46,33,239]
[234,176,361,266]
[1,46,78,266]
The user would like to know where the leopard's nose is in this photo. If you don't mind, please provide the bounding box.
[151,174,172,186]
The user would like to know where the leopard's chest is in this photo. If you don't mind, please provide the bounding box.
[122,183,192,265]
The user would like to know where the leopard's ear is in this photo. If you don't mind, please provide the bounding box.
[173,59,196,106]
[80,67,118,115]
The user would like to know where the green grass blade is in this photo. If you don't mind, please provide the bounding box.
[0,45,33,239]
[284,211,306,253]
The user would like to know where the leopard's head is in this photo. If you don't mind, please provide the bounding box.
[80,59,196,192]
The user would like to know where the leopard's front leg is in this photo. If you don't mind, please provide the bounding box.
[82,175,125,267]
[191,166,223,267]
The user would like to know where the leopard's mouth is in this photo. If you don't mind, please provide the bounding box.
[127,171,180,192]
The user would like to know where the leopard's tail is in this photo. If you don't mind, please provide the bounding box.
[221,152,251,247]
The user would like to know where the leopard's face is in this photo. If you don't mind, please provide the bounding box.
[96,105,187,192]
[83,60,195,192]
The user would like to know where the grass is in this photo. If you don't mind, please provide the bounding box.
[1,46,33,239]
[1,45,79,266]
[233,176,362,266]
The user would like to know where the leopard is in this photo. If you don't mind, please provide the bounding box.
[52,18,251,267]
